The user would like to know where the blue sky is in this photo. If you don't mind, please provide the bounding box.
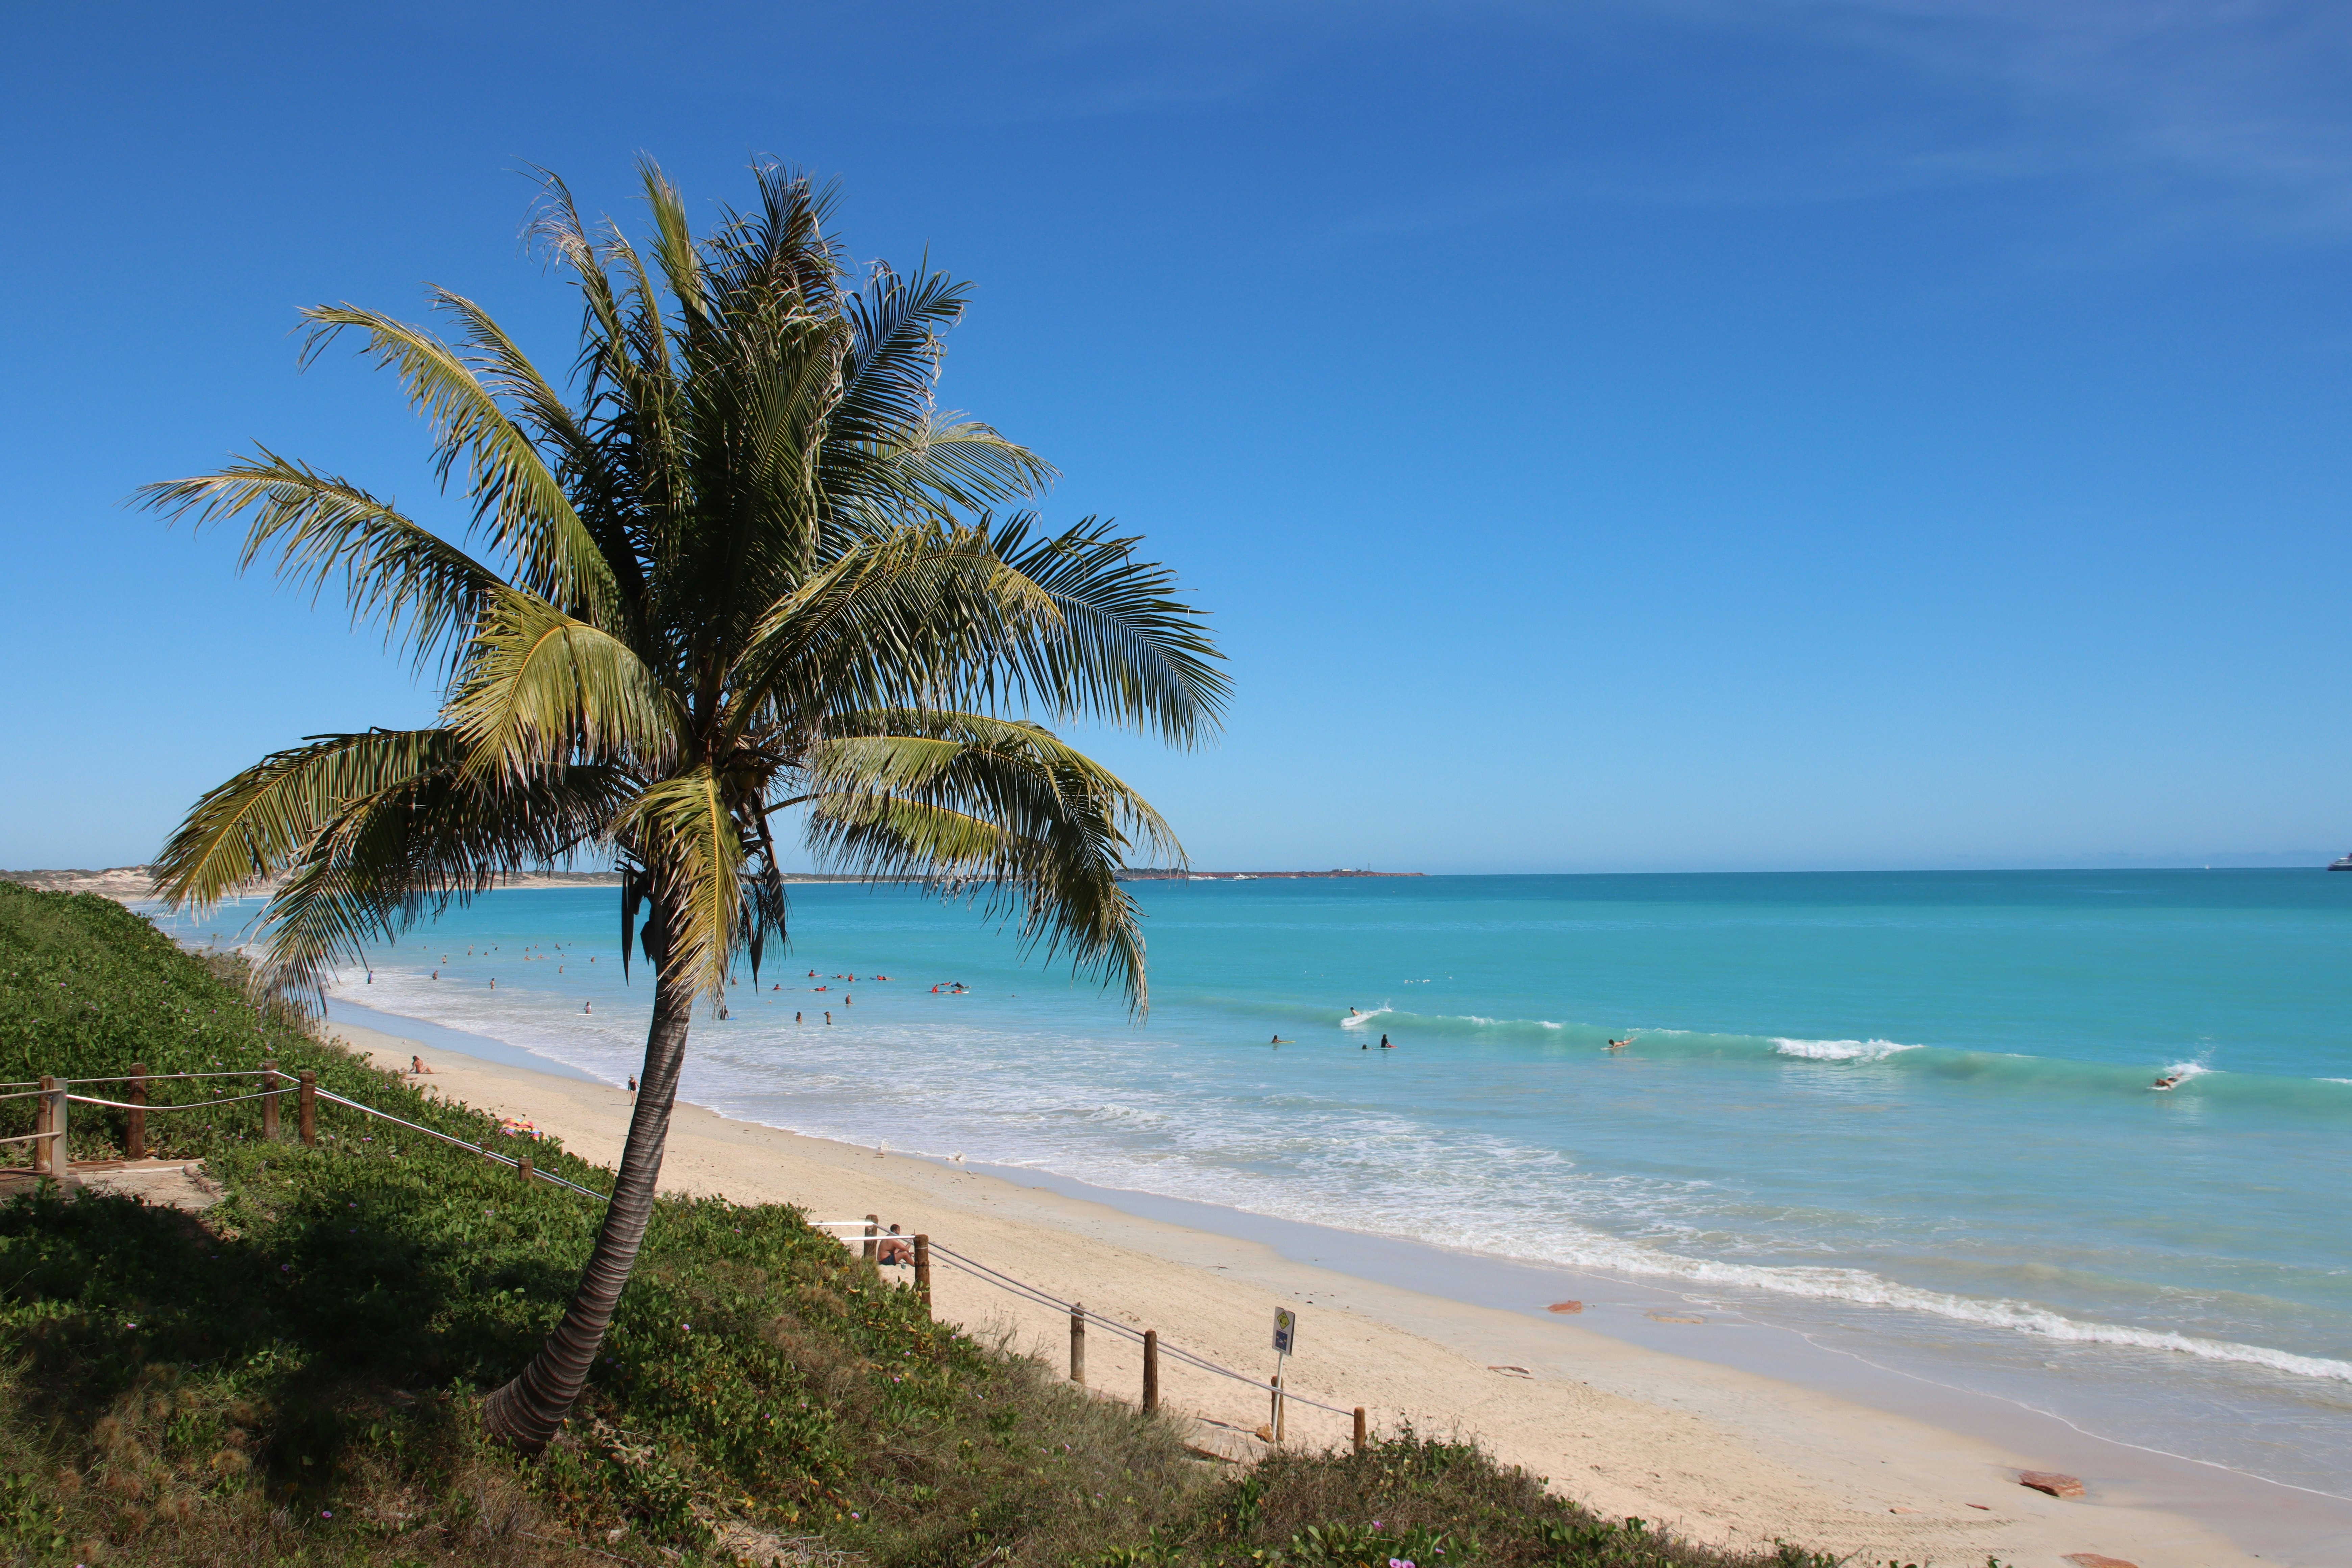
[5,2,2349,872]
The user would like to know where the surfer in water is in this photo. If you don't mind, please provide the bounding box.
[1270,1034,1294,1045]
[2151,1073,2182,1091]
[1606,1035,1634,1052]
[1379,1033,1392,1049]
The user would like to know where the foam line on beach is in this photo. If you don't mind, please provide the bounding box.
[1442,1221,2352,1385]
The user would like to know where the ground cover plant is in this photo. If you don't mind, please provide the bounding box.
[1,883,1841,1568]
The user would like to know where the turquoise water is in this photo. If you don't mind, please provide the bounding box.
[157,869,2352,1494]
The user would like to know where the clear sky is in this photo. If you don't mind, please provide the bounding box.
[5,2,2349,873]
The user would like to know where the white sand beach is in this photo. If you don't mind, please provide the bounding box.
[326,1017,2264,1568]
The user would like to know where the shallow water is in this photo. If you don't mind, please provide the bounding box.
[159,869,2352,1498]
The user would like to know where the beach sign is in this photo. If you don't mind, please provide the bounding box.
[1272,1307,1298,1354]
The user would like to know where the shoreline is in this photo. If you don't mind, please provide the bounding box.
[321,1005,2319,1567]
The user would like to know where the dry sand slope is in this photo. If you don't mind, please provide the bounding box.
[328,1020,2253,1568]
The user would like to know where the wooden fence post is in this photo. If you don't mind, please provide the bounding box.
[127,1063,147,1160]
[1271,1372,1284,1443]
[297,1071,317,1147]
[1143,1329,1159,1413]
[53,1079,70,1182]
[1069,1303,1087,1385]
[518,1154,534,1184]
[1353,1407,1367,1454]
[863,1212,880,1262]
[912,1234,931,1312]
[32,1076,56,1176]
[260,1060,279,1140]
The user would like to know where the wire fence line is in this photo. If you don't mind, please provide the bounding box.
[926,1241,1361,1421]
[309,1087,610,1202]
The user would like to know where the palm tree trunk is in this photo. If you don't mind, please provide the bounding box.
[482,959,694,1451]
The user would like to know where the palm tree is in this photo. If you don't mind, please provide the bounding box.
[139,160,1224,1451]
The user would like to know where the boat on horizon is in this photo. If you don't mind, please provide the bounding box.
[2331,852,2352,872]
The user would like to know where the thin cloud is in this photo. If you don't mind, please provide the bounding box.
[1021,1,2352,255]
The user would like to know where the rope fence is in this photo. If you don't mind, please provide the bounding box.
[69,1088,285,1110]
[6,1066,609,1203]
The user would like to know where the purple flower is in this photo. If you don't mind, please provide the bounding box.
[321,1510,332,1519]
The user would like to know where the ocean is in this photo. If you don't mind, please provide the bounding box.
[155,869,2352,1502]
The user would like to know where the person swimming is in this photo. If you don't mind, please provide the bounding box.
[1606,1036,1632,1052]
[2151,1074,2181,1091]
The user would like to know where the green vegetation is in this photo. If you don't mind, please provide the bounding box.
[3,883,1835,1568]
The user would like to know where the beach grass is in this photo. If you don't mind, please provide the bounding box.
[0,883,1837,1568]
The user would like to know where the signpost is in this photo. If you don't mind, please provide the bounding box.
[1270,1308,1298,1443]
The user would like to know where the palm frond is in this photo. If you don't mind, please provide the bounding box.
[622,766,748,1001]
[299,301,617,621]
[989,514,1228,745]
[445,588,680,782]
[134,453,503,675]
[246,761,633,1007]
[724,522,1059,737]
[798,711,1178,1011]
[153,729,467,909]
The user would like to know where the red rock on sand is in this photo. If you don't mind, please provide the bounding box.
[2062,1555,2138,1568]
[1546,1300,1584,1314]
[2019,1470,2085,1498]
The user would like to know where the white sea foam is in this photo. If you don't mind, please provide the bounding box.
[1449,1221,2352,1382]
[1770,1037,1922,1062]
